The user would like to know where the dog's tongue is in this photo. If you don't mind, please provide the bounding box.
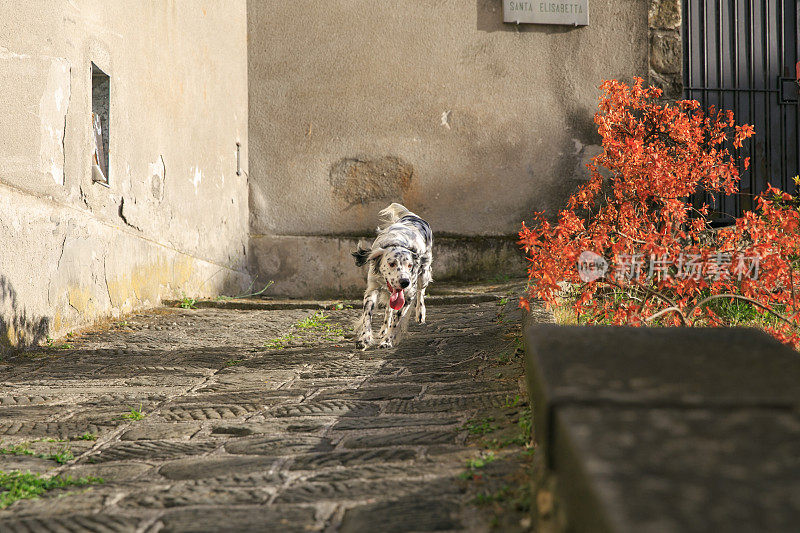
[389,285,405,310]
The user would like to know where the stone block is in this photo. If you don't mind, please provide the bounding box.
[553,406,800,533]
[159,456,278,480]
[339,495,462,533]
[649,72,682,101]
[649,0,681,30]
[158,507,316,533]
[525,325,799,410]
[523,324,800,532]
[650,31,682,74]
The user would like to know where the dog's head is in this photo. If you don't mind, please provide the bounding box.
[374,247,417,292]
[353,244,418,309]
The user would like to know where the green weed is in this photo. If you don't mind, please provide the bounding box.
[265,312,347,348]
[76,432,97,441]
[120,405,145,421]
[224,359,243,367]
[703,296,786,328]
[0,470,103,509]
[48,448,74,465]
[296,311,328,329]
[178,294,197,309]
[0,444,34,458]
[0,444,75,464]
[472,485,511,505]
[299,311,348,341]
[321,325,346,341]
[463,417,497,435]
[504,395,522,408]
[467,452,497,470]
[44,337,73,350]
[503,407,533,448]
[459,452,498,480]
[264,334,295,350]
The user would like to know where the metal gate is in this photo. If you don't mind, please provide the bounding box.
[683,0,800,220]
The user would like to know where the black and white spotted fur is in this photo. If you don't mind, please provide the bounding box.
[352,203,433,349]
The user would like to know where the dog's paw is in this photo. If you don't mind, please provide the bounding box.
[356,335,373,350]
[378,338,393,349]
[416,308,426,324]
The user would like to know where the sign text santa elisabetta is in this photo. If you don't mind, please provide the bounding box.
[503,1,589,26]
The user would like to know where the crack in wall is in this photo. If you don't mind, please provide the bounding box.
[118,197,142,231]
[49,232,69,307]
[62,65,71,186]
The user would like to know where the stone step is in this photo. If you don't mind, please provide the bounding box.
[524,324,800,533]
[163,293,504,310]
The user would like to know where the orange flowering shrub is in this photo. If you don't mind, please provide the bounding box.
[519,78,800,348]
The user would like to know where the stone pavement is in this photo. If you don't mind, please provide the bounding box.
[0,287,551,532]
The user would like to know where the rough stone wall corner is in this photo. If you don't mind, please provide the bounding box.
[648,0,683,100]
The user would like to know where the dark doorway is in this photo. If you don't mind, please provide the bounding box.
[683,0,799,220]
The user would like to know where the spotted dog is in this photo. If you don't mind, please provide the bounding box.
[352,203,433,349]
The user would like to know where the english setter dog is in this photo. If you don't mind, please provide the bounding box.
[352,203,433,349]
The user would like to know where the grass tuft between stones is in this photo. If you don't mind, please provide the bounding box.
[0,470,103,509]
[0,443,75,464]
[116,404,146,421]
[264,310,349,349]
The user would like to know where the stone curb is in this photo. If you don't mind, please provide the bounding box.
[523,323,800,533]
[163,293,502,310]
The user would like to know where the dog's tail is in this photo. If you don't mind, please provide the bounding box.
[352,242,371,267]
[378,203,412,228]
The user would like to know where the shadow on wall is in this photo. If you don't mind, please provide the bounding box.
[475,0,582,34]
[0,276,50,356]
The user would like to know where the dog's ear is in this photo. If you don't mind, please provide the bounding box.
[367,248,387,262]
[352,245,371,267]
[367,248,387,275]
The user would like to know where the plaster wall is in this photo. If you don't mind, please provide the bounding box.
[0,1,250,348]
[248,0,650,295]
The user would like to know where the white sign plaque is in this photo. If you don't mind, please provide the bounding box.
[503,1,589,26]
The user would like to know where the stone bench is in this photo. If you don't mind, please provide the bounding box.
[524,324,800,533]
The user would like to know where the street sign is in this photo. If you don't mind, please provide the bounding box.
[503,1,589,26]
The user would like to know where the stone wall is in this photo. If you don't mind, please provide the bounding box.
[648,0,683,99]
[0,1,251,348]
[248,0,651,296]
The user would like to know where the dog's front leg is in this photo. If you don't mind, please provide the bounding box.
[356,289,379,350]
[416,264,431,324]
[380,304,412,348]
[378,304,394,347]
[415,287,426,324]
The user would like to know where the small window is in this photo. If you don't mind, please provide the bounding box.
[91,63,110,185]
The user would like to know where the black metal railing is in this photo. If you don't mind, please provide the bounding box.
[683,0,799,220]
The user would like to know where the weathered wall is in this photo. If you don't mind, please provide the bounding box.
[648,0,683,99]
[0,1,250,348]
[248,0,650,296]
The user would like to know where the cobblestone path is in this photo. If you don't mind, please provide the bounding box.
[0,291,548,532]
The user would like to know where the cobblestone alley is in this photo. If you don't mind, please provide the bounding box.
[0,287,551,532]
